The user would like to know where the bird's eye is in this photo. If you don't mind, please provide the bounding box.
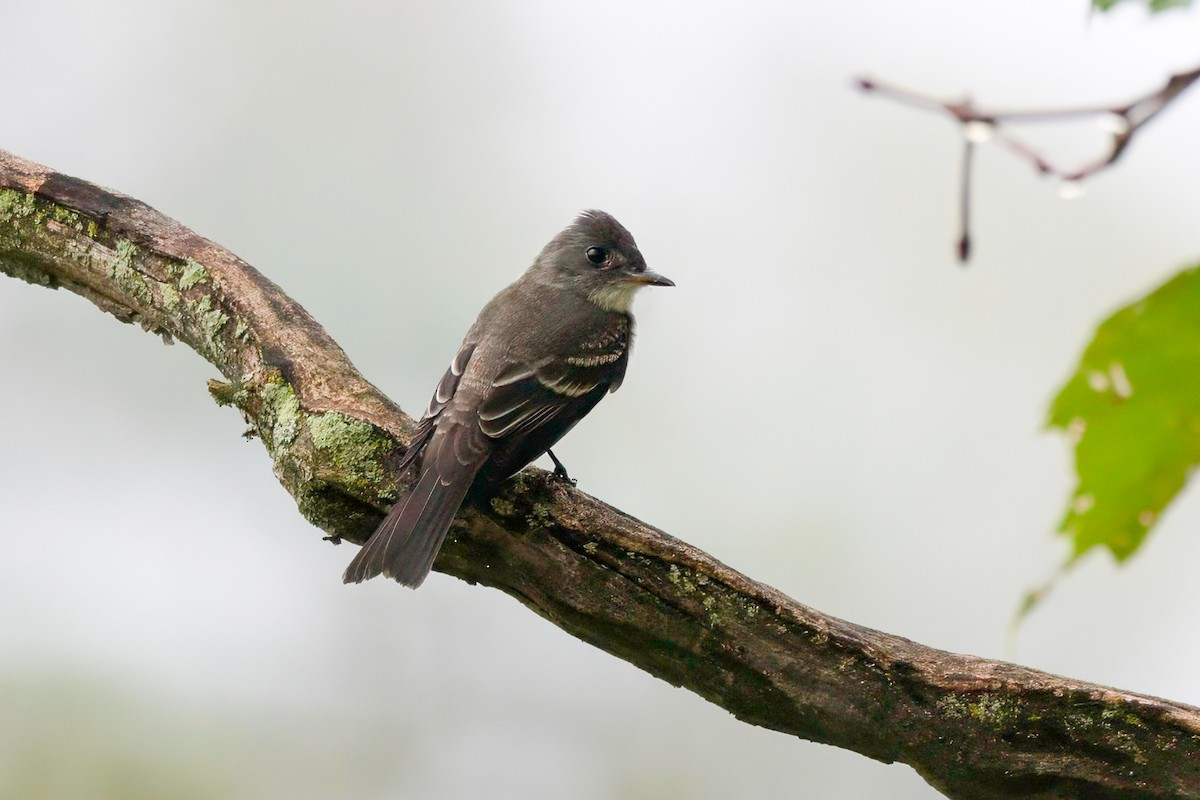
[585,246,608,266]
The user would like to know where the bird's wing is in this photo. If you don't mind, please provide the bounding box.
[362,338,476,497]
[477,349,627,440]
[424,341,476,419]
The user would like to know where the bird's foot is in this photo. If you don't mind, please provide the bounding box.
[547,449,577,486]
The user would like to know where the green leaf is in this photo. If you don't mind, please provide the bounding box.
[1092,0,1193,12]
[1048,263,1200,562]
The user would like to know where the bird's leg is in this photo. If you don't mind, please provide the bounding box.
[547,449,577,486]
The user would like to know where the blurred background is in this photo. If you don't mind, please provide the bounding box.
[3,1,1200,797]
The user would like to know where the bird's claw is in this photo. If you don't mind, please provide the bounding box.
[547,449,577,486]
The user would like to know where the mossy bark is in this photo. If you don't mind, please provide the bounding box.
[2,148,1198,800]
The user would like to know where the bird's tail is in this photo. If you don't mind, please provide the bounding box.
[343,423,482,588]
[342,468,473,587]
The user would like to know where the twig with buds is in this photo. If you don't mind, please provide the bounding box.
[857,65,1200,262]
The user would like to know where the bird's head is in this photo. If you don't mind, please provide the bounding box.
[530,210,674,312]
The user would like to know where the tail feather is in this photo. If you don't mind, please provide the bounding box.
[343,422,484,588]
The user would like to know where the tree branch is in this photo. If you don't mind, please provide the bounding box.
[858,66,1200,262]
[2,149,1198,800]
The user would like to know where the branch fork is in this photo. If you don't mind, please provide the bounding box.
[859,66,1200,261]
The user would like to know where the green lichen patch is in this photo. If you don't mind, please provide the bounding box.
[668,563,697,594]
[106,238,135,278]
[0,189,106,246]
[306,412,392,496]
[490,497,518,518]
[937,693,982,722]
[293,480,382,544]
[160,283,181,313]
[104,238,152,304]
[936,692,1028,729]
[178,259,209,290]
[49,203,83,229]
[932,689,1154,749]
[970,693,1023,727]
[260,378,301,452]
[525,502,554,529]
[0,189,37,221]
[1101,705,1147,729]
[663,562,771,630]
[0,251,55,287]
[207,379,249,410]
[194,294,229,341]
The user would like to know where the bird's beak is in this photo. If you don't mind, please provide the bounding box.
[627,269,675,287]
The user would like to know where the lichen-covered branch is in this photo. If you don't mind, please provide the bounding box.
[2,148,1198,800]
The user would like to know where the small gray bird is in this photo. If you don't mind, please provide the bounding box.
[344,210,673,587]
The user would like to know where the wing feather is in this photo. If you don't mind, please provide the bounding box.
[477,351,624,439]
[426,341,476,418]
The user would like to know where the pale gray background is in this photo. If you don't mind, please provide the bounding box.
[2,1,1200,798]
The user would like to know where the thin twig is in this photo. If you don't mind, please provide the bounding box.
[958,138,973,263]
[857,66,1200,261]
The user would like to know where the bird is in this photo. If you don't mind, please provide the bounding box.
[343,210,673,587]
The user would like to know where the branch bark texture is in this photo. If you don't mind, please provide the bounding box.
[2,149,1198,800]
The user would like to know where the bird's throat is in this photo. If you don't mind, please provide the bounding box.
[587,282,640,312]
